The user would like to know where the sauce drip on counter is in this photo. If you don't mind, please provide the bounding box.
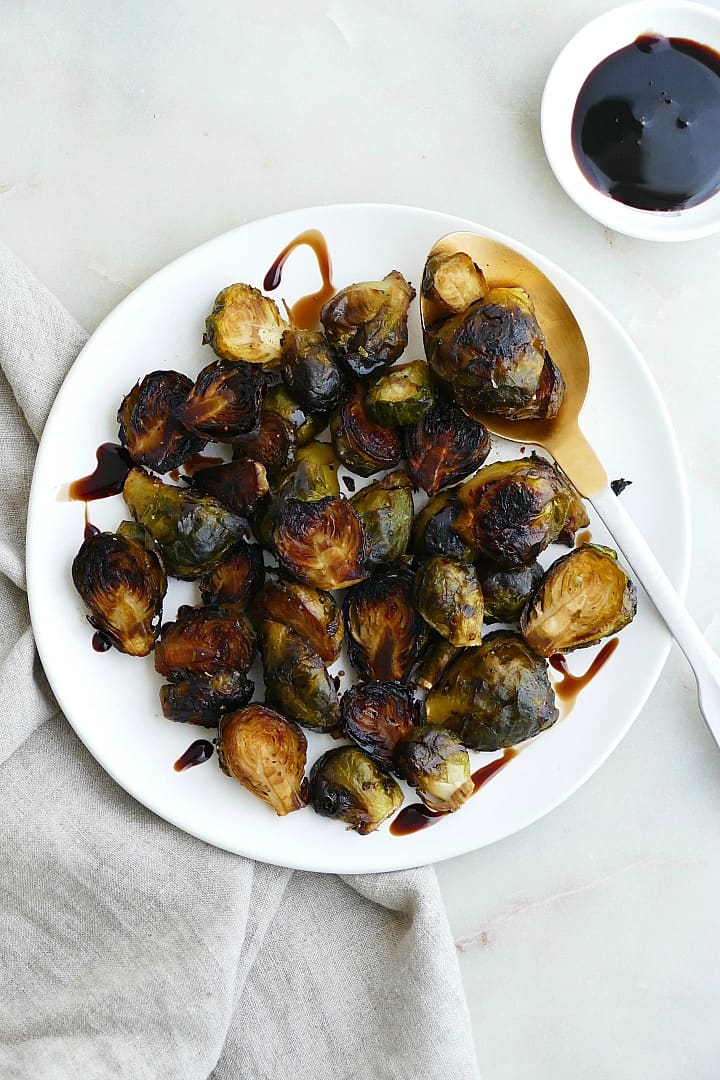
[263,229,335,329]
[572,34,720,210]
[174,739,214,772]
[575,528,593,547]
[549,638,620,706]
[91,630,112,653]
[390,748,518,836]
[69,443,133,502]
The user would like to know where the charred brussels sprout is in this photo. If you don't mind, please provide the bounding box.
[350,471,414,569]
[263,384,327,445]
[309,746,403,833]
[217,704,307,816]
[365,359,434,428]
[204,284,288,365]
[479,561,544,624]
[330,382,402,477]
[273,496,368,590]
[453,457,572,567]
[234,410,296,476]
[252,575,342,663]
[407,636,462,692]
[405,401,490,496]
[520,544,637,656]
[414,556,485,647]
[425,631,558,750]
[160,670,254,727]
[174,360,266,442]
[394,726,473,812]
[421,251,487,318]
[154,605,255,680]
[411,492,474,562]
[344,568,430,681]
[198,540,265,607]
[190,458,268,516]
[321,271,415,378]
[279,440,340,502]
[117,370,205,473]
[261,620,340,733]
[123,468,246,579]
[72,526,167,656]
[280,329,345,413]
[340,681,417,768]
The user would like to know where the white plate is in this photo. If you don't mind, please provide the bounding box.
[27,204,690,873]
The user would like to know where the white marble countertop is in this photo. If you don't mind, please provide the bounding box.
[3,1,720,1076]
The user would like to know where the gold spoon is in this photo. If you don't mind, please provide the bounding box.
[420,231,720,731]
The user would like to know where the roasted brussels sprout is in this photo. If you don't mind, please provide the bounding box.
[350,471,414,569]
[123,468,246,579]
[452,457,572,567]
[198,540,265,607]
[410,492,474,562]
[407,636,461,692]
[234,409,296,476]
[340,681,417,768]
[321,271,415,378]
[479,561,545,624]
[261,619,340,733]
[394,726,473,812]
[273,496,368,590]
[117,370,205,473]
[365,360,434,428]
[160,669,254,727]
[425,631,558,750]
[330,382,402,477]
[252,575,343,662]
[72,526,167,656]
[204,284,288,365]
[263,384,326,445]
[405,401,490,496]
[344,567,430,681]
[190,458,268,516]
[154,604,255,680]
[217,704,307,816]
[309,746,403,833]
[520,544,637,656]
[280,329,345,413]
[279,440,340,502]
[421,251,487,318]
[414,556,484,647]
[174,360,266,442]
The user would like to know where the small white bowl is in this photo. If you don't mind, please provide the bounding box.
[541,0,720,241]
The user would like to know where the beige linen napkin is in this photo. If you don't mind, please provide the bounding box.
[0,243,479,1080]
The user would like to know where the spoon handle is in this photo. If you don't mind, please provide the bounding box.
[590,486,720,740]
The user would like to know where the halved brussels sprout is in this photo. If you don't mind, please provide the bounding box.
[394,726,473,812]
[263,384,327,445]
[123,468,246,579]
[280,329,345,413]
[160,669,254,727]
[421,251,487,318]
[452,457,571,567]
[406,636,461,692]
[340,680,417,768]
[414,556,484,647]
[174,360,266,442]
[350,471,414,569]
[425,631,558,750]
[410,492,474,562]
[217,704,307,816]
[330,382,402,477]
[520,544,637,656]
[198,540,265,607]
[321,271,416,378]
[479,561,544,624]
[205,283,288,365]
[405,401,490,496]
[234,409,296,476]
[190,458,268,517]
[72,525,167,656]
[252,575,343,662]
[261,619,340,733]
[274,495,368,590]
[154,604,255,680]
[117,370,205,473]
[344,567,430,682]
[365,360,434,428]
[278,440,340,502]
[309,746,403,833]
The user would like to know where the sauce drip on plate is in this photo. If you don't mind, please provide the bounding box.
[264,229,335,329]
[549,638,620,706]
[69,443,133,502]
[174,739,214,772]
